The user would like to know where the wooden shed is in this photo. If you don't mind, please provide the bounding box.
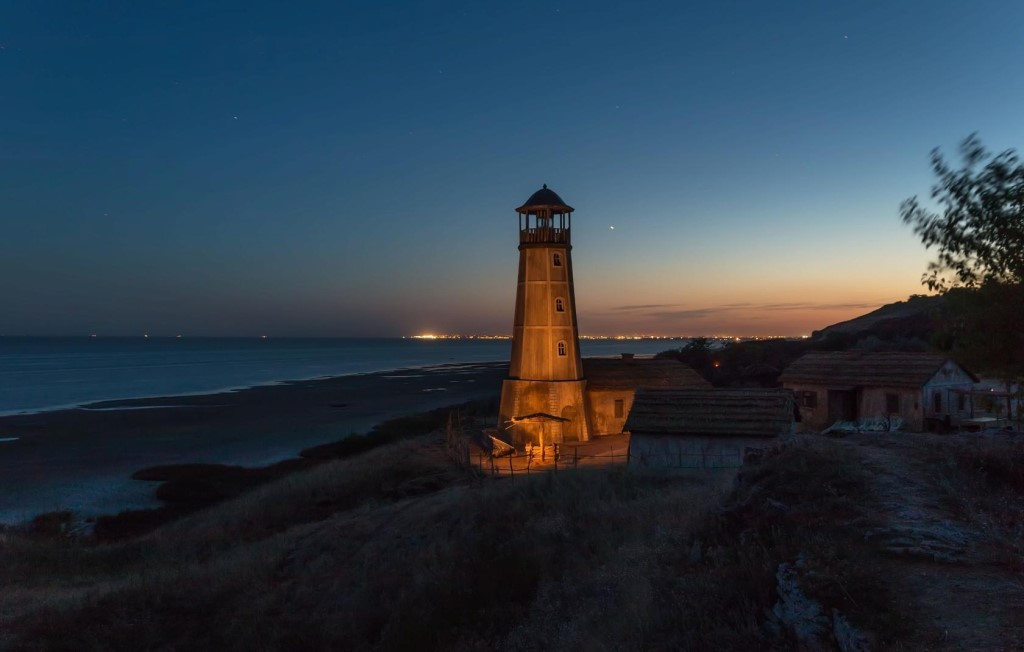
[625,388,794,470]
[780,351,978,432]
[583,357,711,436]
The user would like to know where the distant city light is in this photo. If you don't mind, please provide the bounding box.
[402,333,808,341]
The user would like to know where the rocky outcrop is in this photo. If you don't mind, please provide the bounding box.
[769,557,874,652]
[769,558,832,650]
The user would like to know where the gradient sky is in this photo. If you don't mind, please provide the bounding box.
[3,1,1023,337]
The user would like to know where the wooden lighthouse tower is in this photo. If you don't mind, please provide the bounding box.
[499,185,590,447]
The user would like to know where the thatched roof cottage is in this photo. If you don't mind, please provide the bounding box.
[625,388,794,470]
[780,351,978,432]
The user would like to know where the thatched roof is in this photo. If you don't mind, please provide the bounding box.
[779,351,977,389]
[625,388,794,438]
[584,358,710,391]
[511,412,569,423]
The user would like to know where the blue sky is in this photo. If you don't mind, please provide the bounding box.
[3,1,1023,336]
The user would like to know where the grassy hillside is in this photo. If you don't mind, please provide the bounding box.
[657,294,951,388]
[3,430,1022,650]
[813,294,945,339]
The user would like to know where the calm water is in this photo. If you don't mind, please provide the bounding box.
[0,337,686,415]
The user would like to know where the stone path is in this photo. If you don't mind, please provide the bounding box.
[849,433,1024,650]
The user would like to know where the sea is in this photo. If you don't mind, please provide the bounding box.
[0,337,687,416]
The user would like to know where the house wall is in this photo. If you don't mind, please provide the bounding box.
[785,359,977,432]
[923,360,976,423]
[585,388,635,436]
[628,433,780,471]
[787,383,829,431]
[857,387,924,431]
[788,383,926,431]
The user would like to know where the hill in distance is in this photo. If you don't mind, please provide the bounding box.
[813,294,945,343]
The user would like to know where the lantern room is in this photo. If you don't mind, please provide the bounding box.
[516,184,574,245]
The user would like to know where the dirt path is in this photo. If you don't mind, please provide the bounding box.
[847,433,1024,650]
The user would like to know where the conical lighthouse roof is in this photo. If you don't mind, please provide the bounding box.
[516,184,574,214]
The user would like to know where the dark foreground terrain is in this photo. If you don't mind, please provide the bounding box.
[2,428,1023,650]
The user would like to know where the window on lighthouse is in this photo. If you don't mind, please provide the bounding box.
[552,253,562,267]
[557,341,567,356]
[555,298,565,312]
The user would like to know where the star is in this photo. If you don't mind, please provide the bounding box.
[610,226,615,230]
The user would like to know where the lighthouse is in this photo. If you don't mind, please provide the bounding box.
[499,185,590,447]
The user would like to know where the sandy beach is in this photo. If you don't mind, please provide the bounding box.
[0,361,507,523]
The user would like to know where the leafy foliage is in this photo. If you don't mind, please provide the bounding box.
[944,283,1024,382]
[900,134,1024,290]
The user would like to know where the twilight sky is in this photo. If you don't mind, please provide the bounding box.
[3,1,1023,337]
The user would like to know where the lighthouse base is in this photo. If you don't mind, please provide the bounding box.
[498,379,590,448]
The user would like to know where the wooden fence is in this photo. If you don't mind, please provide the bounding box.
[471,443,742,477]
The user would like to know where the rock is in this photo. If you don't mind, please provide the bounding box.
[766,497,789,511]
[833,609,872,652]
[770,558,832,651]
[865,522,969,563]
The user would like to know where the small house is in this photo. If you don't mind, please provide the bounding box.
[780,351,978,432]
[625,388,794,470]
[583,356,711,436]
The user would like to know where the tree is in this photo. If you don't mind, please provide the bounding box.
[900,134,1024,290]
[901,135,1024,425]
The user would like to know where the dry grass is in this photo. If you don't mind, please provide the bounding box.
[926,435,1024,574]
[2,434,915,651]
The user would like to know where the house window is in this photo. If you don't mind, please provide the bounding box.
[799,391,817,408]
[933,391,942,413]
[886,393,900,415]
[957,393,966,412]
[614,399,624,419]
[557,341,567,356]
[555,297,565,312]
[552,253,562,267]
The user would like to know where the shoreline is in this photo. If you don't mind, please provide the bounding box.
[0,361,508,524]
[0,358,511,420]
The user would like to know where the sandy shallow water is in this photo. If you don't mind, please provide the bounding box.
[0,362,507,524]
